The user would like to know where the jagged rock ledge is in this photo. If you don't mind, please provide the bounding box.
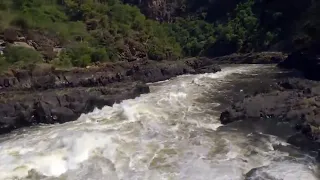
[219,47,320,160]
[220,77,320,158]
[220,50,320,158]
[0,57,221,134]
[0,51,286,135]
[212,52,287,64]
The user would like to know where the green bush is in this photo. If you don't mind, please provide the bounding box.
[0,55,9,71]
[10,16,31,29]
[61,43,93,67]
[50,56,73,68]
[148,46,165,61]
[58,44,114,67]
[91,48,108,63]
[4,46,42,64]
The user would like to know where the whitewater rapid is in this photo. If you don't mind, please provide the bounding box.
[0,65,319,180]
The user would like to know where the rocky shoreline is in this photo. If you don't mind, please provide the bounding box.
[211,52,287,64]
[220,51,320,158]
[0,52,288,134]
[0,56,223,134]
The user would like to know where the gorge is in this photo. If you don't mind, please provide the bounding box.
[0,0,320,179]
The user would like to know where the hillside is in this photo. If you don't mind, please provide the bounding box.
[0,0,319,71]
[0,0,183,71]
[124,0,319,52]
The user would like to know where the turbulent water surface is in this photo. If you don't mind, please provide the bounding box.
[0,65,319,180]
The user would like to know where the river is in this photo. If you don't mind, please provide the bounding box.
[0,65,319,180]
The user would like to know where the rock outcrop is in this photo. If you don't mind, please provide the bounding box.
[0,57,221,134]
[0,52,287,134]
[212,52,287,64]
[0,28,61,60]
[220,78,320,153]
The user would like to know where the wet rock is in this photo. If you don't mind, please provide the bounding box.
[0,82,150,134]
[51,107,77,123]
[287,133,320,151]
[194,64,221,74]
[220,77,320,154]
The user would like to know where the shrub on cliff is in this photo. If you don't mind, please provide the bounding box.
[60,43,93,67]
[51,55,73,69]
[0,55,9,71]
[91,48,109,63]
[3,46,42,65]
[59,43,110,67]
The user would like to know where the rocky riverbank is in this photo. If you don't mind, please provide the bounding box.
[220,52,320,158]
[0,52,287,134]
[212,52,287,64]
[0,57,222,134]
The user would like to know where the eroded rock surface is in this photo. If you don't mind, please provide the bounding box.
[0,57,221,134]
[220,78,320,153]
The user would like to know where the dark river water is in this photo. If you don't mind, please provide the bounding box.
[0,64,319,180]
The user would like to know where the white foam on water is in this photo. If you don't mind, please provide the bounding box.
[0,65,318,180]
[247,161,319,180]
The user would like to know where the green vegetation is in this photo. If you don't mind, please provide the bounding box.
[0,46,42,70]
[0,0,311,70]
[4,46,42,64]
[167,0,277,56]
[218,0,259,51]
[0,0,183,70]
[167,19,216,57]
